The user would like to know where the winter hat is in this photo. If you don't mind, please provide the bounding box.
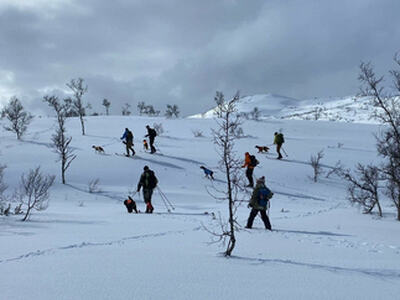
[143,165,149,171]
[256,176,265,184]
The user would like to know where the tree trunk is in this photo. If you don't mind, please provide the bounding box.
[397,204,400,221]
[80,115,85,135]
[376,200,383,217]
[22,197,31,221]
[224,158,236,257]
[22,208,30,221]
[225,197,236,256]
[61,157,66,184]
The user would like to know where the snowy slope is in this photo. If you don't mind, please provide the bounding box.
[190,93,300,119]
[280,96,377,123]
[0,115,399,300]
[191,93,378,124]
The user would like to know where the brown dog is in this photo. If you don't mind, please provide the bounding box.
[255,145,270,153]
[143,139,149,151]
[124,196,138,213]
[92,145,105,154]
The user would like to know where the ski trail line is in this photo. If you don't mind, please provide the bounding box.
[0,227,200,264]
[232,256,400,280]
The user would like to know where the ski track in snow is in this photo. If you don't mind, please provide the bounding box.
[244,227,400,256]
[232,255,400,280]
[0,227,201,264]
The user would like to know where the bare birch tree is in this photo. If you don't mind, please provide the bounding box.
[43,95,76,184]
[66,78,88,135]
[102,98,111,115]
[20,167,55,221]
[214,91,225,118]
[310,150,324,182]
[2,97,33,139]
[343,164,382,217]
[359,55,400,220]
[209,91,243,256]
[165,104,180,118]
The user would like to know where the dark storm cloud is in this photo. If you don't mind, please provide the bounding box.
[0,0,399,116]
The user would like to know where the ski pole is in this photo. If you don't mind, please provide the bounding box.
[160,193,171,212]
[157,187,171,212]
[162,190,175,210]
[158,188,174,211]
[157,186,175,210]
[281,146,288,157]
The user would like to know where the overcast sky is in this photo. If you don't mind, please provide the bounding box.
[0,0,399,116]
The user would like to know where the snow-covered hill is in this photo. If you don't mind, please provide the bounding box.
[191,93,377,124]
[281,95,377,123]
[190,93,301,119]
[0,115,399,299]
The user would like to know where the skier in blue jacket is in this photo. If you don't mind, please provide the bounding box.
[121,128,135,157]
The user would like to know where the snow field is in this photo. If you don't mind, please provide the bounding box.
[0,115,399,300]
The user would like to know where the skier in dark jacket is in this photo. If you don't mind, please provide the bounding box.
[273,132,284,160]
[245,176,272,230]
[121,128,135,157]
[137,165,158,213]
[145,125,157,154]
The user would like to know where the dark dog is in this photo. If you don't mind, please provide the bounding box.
[143,139,149,151]
[255,145,270,153]
[124,196,138,213]
[200,166,214,180]
[92,145,105,154]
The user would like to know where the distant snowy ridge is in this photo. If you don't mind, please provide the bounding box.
[190,93,379,124]
[280,96,378,124]
[189,93,300,119]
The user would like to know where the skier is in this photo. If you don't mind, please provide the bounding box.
[242,152,258,187]
[145,125,157,154]
[120,128,135,157]
[273,132,285,159]
[245,176,272,230]
[137,166,158,213]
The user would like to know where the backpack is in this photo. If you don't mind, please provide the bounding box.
[126,130,133,142]
[276,133,284,144]
[258,187,273,207]
[249,155,259,167]
[150,128,157,137]
[144,170,158,189]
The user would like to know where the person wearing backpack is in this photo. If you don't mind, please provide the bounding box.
[273,132,285,160]
[242,152,258,187]
[145,125,157,154]
[137,166,158,213]
[121,128,135,157]
[245,176,272,230]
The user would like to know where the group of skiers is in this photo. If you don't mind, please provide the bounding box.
[242,132,285,187]
[241,132,285,230]
[120,125,157,157]
[123,129,285,230]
